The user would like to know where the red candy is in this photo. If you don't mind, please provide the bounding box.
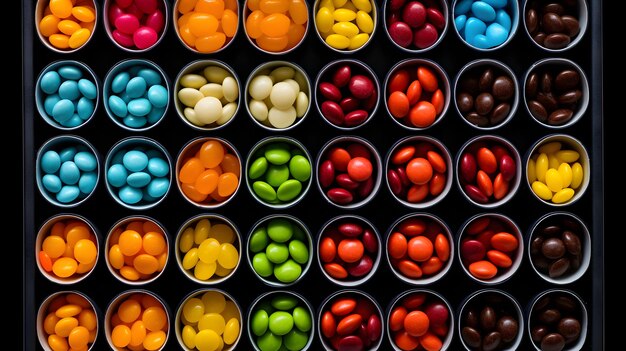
[321,294,383,350]
[317,62,378,128]
[107,0,165,50]
[386,0,446,50]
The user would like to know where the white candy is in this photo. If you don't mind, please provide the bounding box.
[222,77,239,102]
[283,79,300,95]
[184,107,203,126]
[199,83,224,99]
[268,106,297,129]
[295,91,309,117]
[194,96,222,124]
[203,66,229,84]
[178,88,204,107]
[270,82,297,110]
[249,99,269,121]
[270,66,295,82]
[294,71,309,93]
[249,75,273,100]
[180,74,207,89]
[218,102,238,125]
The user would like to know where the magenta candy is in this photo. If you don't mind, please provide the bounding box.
[426,7,446,30]
[320,160,336,188]
[390,0,407,11]
[349,75,374,100]
[460,153,478,183]
[145,10,165,32]
[413,23,439,48]
[115,0,133,8]
[339,223,363,237]
[347,255,373,277]
[133,26,158,49]
[388,21,413,47]
[388,11,402,25]
[321,101,345,126]
[336,173,360,190]
[135,0,158,13]
[115,14,140,34]
[499,155,516,181]
[424,303,449,327]
[344,110,369,126]
[125,4,145,18]
[327,188,354,204]
[362,229,378,253]
[108,0,164,50]
[333,65,352,88]
[367,314,382,341]
[320,82,343,102]
[112,30,134,47]
[340,97,360,112]
[462,239,487,262]
[388,169,403,195]
[338,335,364,351]
[465,184,489,203]
[402,1,427,28]
[109,4,125,23]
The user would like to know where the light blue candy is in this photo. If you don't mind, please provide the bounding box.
[77,97,94,120]
[455,15,467,31]
[74,151,97,172]
[59,161,80,185]
[147,157,169,177]
[42,174,63,193]
[110,151,125,165]
[107,164,128,187]
[455,0,473,15]
[56,185,80,203]
[145,149,162,159]
[464,17,487,39]
[127,172,152,187]
[123,115,148,128]
[137,68,162,86]
[142,188,158,202]
[128,66,142,76]
[52,99,75,123]
[59,147,77,162]
[126,77,147,98]
[128,98,152,117]
[471,1,496,22]
[41,150,61,173]
[58,80,80,100]
[483,0,507,9]
[109,95,128,118]
[44,94,61,116]
[78,172,97,194]
[147,178,169,198]
[485,22,508,45]
[147,85,168,108]
[60,114,83,128]
[78,79,97,99]
[58,66,83,80]
[147,107,165,124]
[40,71,61,94]
[119,185,143,204]
[120,91,132,103]
[123,150,149,172]
[111,72,130,94]
[495,9,511,32]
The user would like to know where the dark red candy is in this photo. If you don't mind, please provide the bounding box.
[388,21,414,47]
[349,75,375,100]
[413,23,439,49]
[320,82,342,101]
[319,160,336,188]
[333,65,352,88]
[322,100,345,126]
[327,188,354,204]
[345,110,369,126]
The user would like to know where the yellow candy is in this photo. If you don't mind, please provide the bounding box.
[326,33,350,48]
[333,0,348,6]
[351,0,372,12]
[182,325,197,349]
[556,150,580,163]
[558,163,573,188]
[40,15,61,37]
[68,28,91,48]
[180,227,195,253]
[54,317,78,337]
[195,219,211,244]
[68,326,90,349]
[73,239,97,264]
[214,264,232,277]
[112,324,132,348]
[316,7,334,33]
[184,298,205,323]
[198,313,225,334]
[71,6,95,22]
[195,329,220,351]
[217,243,238,269]
[548,154,560,170]
[545,168,563,192]
[48,334,69,351]
[332,21,359,37]
[130,320,147,347]
[535,153,548,182]
[349,32,369,49]
[183,248,200,270]
[78,309,97,331]
[552,188,575,203]
[53,257,78,278]
[143,330,166,350]
[120,266,141,281]
[43,235,66,259]
[527,158,537,183]
[194,260,217,280]
[221,301,240,322]
[50,0,73,18]
[532,181,553,200]
[333,8,356,21]
[538,141,562,154]
[223,318,239,344]
[198,238,221,263]
[118,299,142,323]
[202,291,227,313]
[210,223,235,243]
[319,0,335,11]
[143,232,166,256]
[143,306,168,332]
[356,10,374,33]
[571,162,583,189]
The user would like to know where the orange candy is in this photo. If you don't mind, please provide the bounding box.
[245,0,308,52]
[407,236,434,262]
[417,67,438,92]
[389,306,408,332]
[486,250,513,268]
[420,332,443,351]
[328,147,352,172]
[404,310,430,337]
[176,0,238,53]
[476,170,494,197]
[395,331,420,350]
[42,293,97,351]
[490,232,518,252]
[406,158,433,185]
[388,91,410,118]
[38,0,96,50]
[469,260,498,279]
[109,293,168,350]
[388,232,408,259]
[337,239,364,263]
[409,101,437,128]
[392,146,415,165]
[387,66,445,128]
[477,147,498,174]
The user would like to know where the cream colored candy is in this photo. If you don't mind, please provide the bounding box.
[184,107,203,126]
[270,82,297,110]
[194,97,222,125]
[200,83,224,99]
[179,88,204,107]
[270,66,295,82]
[249,100,269,121]
[218,103,238,125]
[295,92,309,117]
[222,77,239,102]
[180,74,208,89]
[268,106,297,129]
[249,75,273,101]
[283,79,300,95]
[203,66,230,84]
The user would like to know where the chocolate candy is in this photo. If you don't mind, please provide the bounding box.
[530,291,585,351]
[455,61,517,128]
[525,0,584,50]
[530,213,587,280]
[525,62,585,126]
[460,291,521,350]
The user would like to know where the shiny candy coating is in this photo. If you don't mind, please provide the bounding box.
[529,292,584,351]
[454,0,514,49]
[525,0,583,50]
[460,291,520,350]
[528,141,584,204]
[385,0,447,51]
[245,0,308,53]
[38,0,96,50]
[107,0,166,50]
[175,0,238,53]
[109,292,168,350]
[315,0,375,51]
[320,292,383,349]
[41,293,98,351]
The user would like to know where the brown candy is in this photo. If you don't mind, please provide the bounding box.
[542,238,566,259]
[530,292,584,351]
[461,293,520,350]
[531,215,586,279]
[541,333,566,351]
[525,0,582,50]
[496,316,519,343]
[526,64,583,126]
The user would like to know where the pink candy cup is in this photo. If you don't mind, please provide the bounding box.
[115,14,140,34]
[133,26,158,49]
[112,30,135,47]
[145,10,165,32]
[135,0,158,13]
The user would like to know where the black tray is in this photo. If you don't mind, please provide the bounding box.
[23,0,605,349]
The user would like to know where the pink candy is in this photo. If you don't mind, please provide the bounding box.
[108,0,165,50]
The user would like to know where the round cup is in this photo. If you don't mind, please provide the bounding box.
[103,59,170,131]
[247,290,315,351]
[175,288,243,350]
[37,290,99,351]
[386,213,454,285]
[176,137,242,208]
[384,58,451,130]
[455,135,522,208]
[458,213,524,285]
[385,136,453,208]
[174,60,241,131]
[36,214,99,284]
[105,215,169,285]
[523,58,589,129]
[458,289,524,351]
[451,0,520,51]
[314,59,380,130]
[387,289,455,351]
[242,0,309,54]
[36,60,100,130]
[527,289,588,351]
[104,136,173,210]
[104,0,169,52]
[245,61,312,131]
[246,136,313,209]
[35,0,98,53]
[528,211,591,284]
[247,214,313,287]
[523,0,588,52]
[317,215,382,286]
[453,59,519,130]
[382,0,449,53]
[105,290,170,351]
[316,136,383,209]
[525,134,590,206]
[312,0,378,53]
[36,135,100,208]
[318,289,384,350]
[175,214,242,284]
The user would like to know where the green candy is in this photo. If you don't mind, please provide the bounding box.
[251,309,269,336]
[290,147,303,156]
[278,345,289,351]
[253,181,277,202]
[276,179,302,202]
[271,295,298,311]
[249,157,268,179]
[265,164,290,188]
[250,227,270,253]
[292,306,312,332]
[283,329,309,350]
[257,331,282,351]
[252,252,274,277]
[273,259,302,283]
[291,225,307,242]
[288,240,309,265]
[267,218,293,243]
[268,311,294,336]
[266,242,289,264]
[289,155,311,182]
[264,143,291,165]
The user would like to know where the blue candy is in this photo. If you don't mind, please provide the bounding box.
[58,66,83,80]
[147,85,168,108]
[482,0,507,9]
[455,15,468,31]
[58,80,80,100]
[52,99,75,123]
[128,98,152,116]
[59,161,80,185]
[74,151,97,172]
[471,1,496,22]
[109,95,128,118]
[123,150,149,172]
[60,114,83,128]
[78,172,98,194]
[455,0,513,49]
[123,115,148,128]
[42,174,62,193]
[107,164,128,187]
[464,17,487,39]
[147,157,169,177]
[76,97,95,120]
[78,79,97,99]
[112,72,130,94]
[495,9,512,32]
[455,0,473,15]
[118,186,143,204]
[126,76,147,98]
[40,71,61,94]
[137,68,162,86]
[59,147,77,162]
[485,22,509,46]
[56,185,80,203]
[147,178,169,198]
[146,107,165,124]
[142,189,158,202]
[127,172,152,188]
[44,94,61,116]
[41,150,61,173]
